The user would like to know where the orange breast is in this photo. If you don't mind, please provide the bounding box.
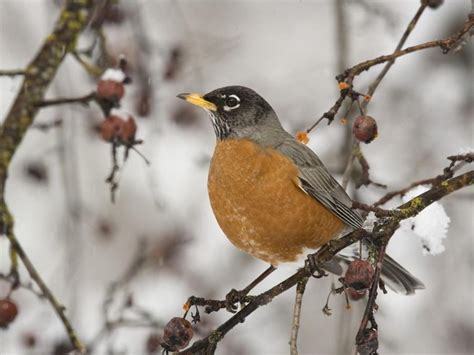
[208,139,345,265]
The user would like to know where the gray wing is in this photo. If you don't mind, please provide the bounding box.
[276,137,363,229]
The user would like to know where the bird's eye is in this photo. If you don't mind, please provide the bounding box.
[225,95,240,108]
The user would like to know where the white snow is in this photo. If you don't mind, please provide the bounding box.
[109,108,130,119]
[456,146,474,155]
[401,185,451,256]
[362,211,377,231]
[100,68,126,82]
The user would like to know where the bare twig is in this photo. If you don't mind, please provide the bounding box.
[340,4,429,191]
[361,3,427,110]
[0,69,26,77]
[289,277,309,355]
[71,50,103,77]
[355,244,386,354]
[6,232,86,352]
[35,92,96,108]
[89,239,162,352]
[0,273,44,299]
[373,152,473,207]
[32,119,63,131]
[105,142,121,203]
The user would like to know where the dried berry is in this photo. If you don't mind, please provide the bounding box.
[348,288,366,301]
[120,117,137,143]
[162,317,194,351]
[352,115,378,143]
[357,329,379,355]
[0,299,18,328]
[345,260,374,292]
[423,0,443,9]
[97,79,125,101]
[146,333,161,353]
[100,115,125,142]
[22,333,37,348]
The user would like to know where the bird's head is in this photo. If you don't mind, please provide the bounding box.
[177,86,283,140]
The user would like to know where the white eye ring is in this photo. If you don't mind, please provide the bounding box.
[223,94,240,111]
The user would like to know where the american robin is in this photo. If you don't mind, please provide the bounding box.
[177,86,424,294]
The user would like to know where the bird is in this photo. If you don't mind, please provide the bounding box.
[177,85,424,295]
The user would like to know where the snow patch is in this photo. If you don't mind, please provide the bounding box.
[401,185,450,256]
[109,108,130,119]
[101,68,126,82]
[456,146,474,155]
[362,211,377,231]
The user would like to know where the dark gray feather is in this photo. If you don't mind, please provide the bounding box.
[275,137,364,229]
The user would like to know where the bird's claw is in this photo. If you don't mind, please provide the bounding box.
[225,288,246,313]
[306,254,328,278]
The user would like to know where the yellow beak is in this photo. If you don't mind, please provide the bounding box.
[177,93,217,111]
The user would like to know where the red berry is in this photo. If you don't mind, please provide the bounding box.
[162,317,194,351]
[345,260,374,292]
[348,288,366,301]
[100,115,125,142]
[120,116,137,143]
[96,79,125,101]
[423,0,443,9]
[145,333,161,353]
[22,333,37,348]
[352,115,378,143]
[0,299,18,328]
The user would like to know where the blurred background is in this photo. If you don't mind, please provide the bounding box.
[0,0,473,354]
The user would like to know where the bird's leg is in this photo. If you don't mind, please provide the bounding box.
[225,265,276,312]
[305,254,328,278]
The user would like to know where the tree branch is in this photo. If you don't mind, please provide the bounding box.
[289,277,309,355]
[0,0,95,352]
[306,7,473,134]
[0,69,26,77]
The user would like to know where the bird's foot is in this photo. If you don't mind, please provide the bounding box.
[305,254,328,278]
[225,288,253,313]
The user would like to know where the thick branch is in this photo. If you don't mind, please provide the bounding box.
[0,0,94,352]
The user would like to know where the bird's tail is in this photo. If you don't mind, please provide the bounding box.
[334,252,425,295]
[379,254,425,295]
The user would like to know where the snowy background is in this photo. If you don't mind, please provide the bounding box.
[0,0,473,354]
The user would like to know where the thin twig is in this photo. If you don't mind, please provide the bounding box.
[373,153,473,207]
[361,3,427,110]
[5,229,85,352]
[355,243,386,354]
[0,69,26,77]
[340,3,430,188]
[35,92,96,108]
[71,50,103,77]
[0,273,44,299]
[289,277,309,355]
